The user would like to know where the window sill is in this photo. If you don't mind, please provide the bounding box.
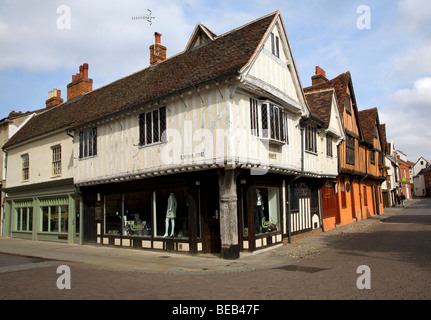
[260,137,286,147]
[305,150,318,156]
[79,155,97,161]
[138,140,167,149]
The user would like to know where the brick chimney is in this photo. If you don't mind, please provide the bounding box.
[67,63,93,101]
[150,32,167,66]
[311,66,328,86]
[45,89,64,108]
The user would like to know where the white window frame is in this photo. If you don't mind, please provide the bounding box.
[21,153,29,181]
[51,145,62,176]
[249,98,288,146]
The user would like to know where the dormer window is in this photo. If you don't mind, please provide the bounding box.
[271,32,280,58]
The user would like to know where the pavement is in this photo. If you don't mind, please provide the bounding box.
[0,201,411,275]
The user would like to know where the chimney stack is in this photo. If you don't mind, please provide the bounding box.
[45,89,64,108]
[150,32,167,66]
[311,66,328,86]
[67,63,93,101]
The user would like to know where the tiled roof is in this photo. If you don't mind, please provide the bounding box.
[304,89,334,129]
[304,72,351,118]
[358,107,379,146]
[4,12,278,149]
[304,71,364,140]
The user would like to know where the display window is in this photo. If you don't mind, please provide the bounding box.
[154,189,189,238]
[14,207,33,232]
[124,191,152,236]
[104,189,189,239]
[41,204,68,233]
[253,187,280,236]
[105,194,122,235]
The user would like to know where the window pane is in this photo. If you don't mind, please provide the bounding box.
[159,107,166,142]
[79,132,84,158]
[146,112,152,144]
[21,208,27,231]
[124,192,152,237]
[254,187,280,235]
[154,190,188,238]
[50,206,59,232]
[92,128,97,156]
[60,205,68,232]
[42,206,49,232]
[153,109,159,143]
[28,208,33,231]
[88,129,93,156]
[105,194,122,236]
[83,131,88,157]
[261,104,268,138]
[139,113,146,145]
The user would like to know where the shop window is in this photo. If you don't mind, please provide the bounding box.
[103,189,189,239]
[124,192,152,236]
[14,207,33,232]
[104,194,122,235]
[154,190,189,238]
[254,187,280,235]
[41,204,68,233]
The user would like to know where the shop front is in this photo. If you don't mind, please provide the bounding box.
[79,170,325,256]
[3,178,80,244]
[80,171,221,255]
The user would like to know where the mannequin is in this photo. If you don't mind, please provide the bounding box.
[255,189,264,232]
[164,192,177,237]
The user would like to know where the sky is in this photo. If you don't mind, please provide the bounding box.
[0,0,430,163]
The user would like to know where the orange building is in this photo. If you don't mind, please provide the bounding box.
[305,68,386,230]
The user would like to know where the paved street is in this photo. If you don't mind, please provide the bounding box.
[0,198,430,303]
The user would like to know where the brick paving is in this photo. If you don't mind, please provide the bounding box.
[0,198,431,301]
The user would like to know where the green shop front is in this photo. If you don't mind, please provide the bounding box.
[3,178,81,243]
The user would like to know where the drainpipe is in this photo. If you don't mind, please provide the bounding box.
[287,121,305,244]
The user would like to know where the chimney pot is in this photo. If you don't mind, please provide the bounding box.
[155,32,162,44]
[150,32,167,66]
[67,63,93,101]
[311,66,328,86]
[46,89,63,108]
[315,66,326,78]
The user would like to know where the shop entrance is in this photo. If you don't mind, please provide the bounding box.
[200,183,221,253]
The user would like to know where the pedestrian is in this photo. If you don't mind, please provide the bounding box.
[396,194,400,206]
[401,193,405,207]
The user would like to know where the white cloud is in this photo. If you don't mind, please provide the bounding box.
[381,77,431,161]
[0,1,192,82]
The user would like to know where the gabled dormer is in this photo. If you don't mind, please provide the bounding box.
[238,11,309,117]
[185,23,217,51]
